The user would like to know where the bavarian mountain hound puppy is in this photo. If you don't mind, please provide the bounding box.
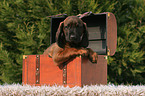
[43,16,98,66]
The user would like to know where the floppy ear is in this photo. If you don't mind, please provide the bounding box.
[80,22,89,48]
[56,22,65,48]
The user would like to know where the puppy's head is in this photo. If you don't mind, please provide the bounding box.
[56,16,89,48]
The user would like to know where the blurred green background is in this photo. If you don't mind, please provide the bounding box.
[0,0,145,85]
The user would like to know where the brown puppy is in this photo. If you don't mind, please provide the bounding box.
[43,16,97,66]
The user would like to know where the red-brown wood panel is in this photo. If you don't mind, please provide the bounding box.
[81,55,107,86]
[67,57,82,87]
[40,55,63,85]
[26,55,36,85]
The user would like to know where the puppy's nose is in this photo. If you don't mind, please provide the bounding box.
[70,35,76,39]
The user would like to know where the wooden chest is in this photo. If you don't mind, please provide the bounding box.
[23,55,107,87]
[22,12,117,87]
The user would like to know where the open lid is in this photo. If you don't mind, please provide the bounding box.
[81,12,117,56]
[81,13,107,55]
[106,12,117,56]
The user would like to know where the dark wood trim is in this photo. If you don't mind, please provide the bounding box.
[36,55,40,84]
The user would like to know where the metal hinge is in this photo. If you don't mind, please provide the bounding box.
[107,49,110,56]
[108,12,110,19]
[104,49,110,60]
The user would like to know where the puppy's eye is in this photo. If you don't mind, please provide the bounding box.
[64,26,68,29]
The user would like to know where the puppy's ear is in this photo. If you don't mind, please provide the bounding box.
[80,22,89,48]
[56,22,65,48]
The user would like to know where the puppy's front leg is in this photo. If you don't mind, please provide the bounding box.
[87,48,98,63]
[52,48,88,66]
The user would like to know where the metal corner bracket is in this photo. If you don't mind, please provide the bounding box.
[23,55,27,59]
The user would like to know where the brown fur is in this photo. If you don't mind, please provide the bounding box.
[43,16,98,66]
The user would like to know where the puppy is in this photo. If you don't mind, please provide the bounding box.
[43,16,97,66]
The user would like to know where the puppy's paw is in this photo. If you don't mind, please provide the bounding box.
[89,52,98,63]
[78,49,89,57]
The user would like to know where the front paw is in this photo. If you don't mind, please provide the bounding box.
[89,52,98,63]
[78,49,89,57]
